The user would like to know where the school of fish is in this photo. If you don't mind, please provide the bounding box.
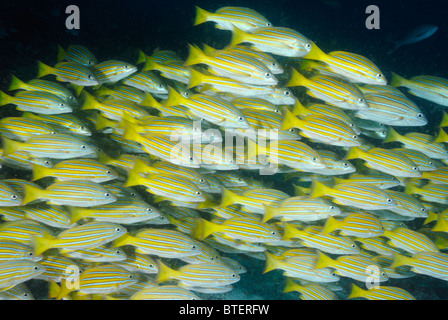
[0,5,447,300]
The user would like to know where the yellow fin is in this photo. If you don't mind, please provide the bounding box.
[194,6,212,26]
[191,217,222,240]
[304,41,328,62]
[286,68,309,87]
[156,260,178,283]
[184,44,207,67]
[57,44,66,62]
[0,90,15,107]
[321,216,342,235]
[32,163,53,181]
[32,233,57,256]
[37,61,55,78]
[8,75,27,91]
[230,26,250,47]
[390,72,407,88]
[263,252,283,274]
[310,179,333,199]
[347,283,367,299]
[314,251,336,269]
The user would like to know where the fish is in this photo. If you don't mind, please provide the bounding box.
[0,181,23,206]
[130,285,200,300]
[314,251,388,282]
[356,91,427,127]
[32,158,119,183]
[287,69,370,110]
[0,90,73,114]
[91,60,137,84]
[22,112,92,136]
[21,180,117,207]
[230,26,312,57]
[68,198,162,224]
[0,260,45,290]
[37,61,99,86]
[193,216,281,243]
[8,75,78,105]
[384,127,448,160]
[282,224,359,255]
[164,87,251,129]
[143,58,190,84]
[310,180,397,210]
[283,278,338,300]
[157,260,240,288]
[388,25,438,54]
[57,44,97,66]
[282,108,361,147]
[20,203,73,229]
[304,41,387,85]
[390,72,448,107]
[32,221,126,256]
[184,44,278,86]
[345,146,422,177]
[263,197,341,223]
[347,283,415,300]
[56,264,136,299]
[321,212,385,238]
[0,240,36,261]
[112,228,202,258]
[264,251,340,283]
[61,246,127,263]
[2,134,98,159]
[0,117,57,142]
[122,71,168,95]
[194,6,272,32]
[382,227,439,254]
[333,173,400,190]
[391,251,448,281]
[114,251,159,274]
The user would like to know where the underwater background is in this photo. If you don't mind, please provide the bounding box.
[0,0,447,300]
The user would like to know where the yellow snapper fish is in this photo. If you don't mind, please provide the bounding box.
[283,278,338,300]
[287,69,369,110]
[304,41,387,85]
[321,213,385,238]
[230,26,312,57]
[347,283,416,300]
[194,6,272,32]
[390,72,448,107]
[314,251,389,282]
[310,180,397,211]
[37,61,99,86]
[184,44,278,86]
[32,221,126,256]
[157,260,240,288]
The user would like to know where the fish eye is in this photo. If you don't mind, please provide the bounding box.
[10,194,18,200]
[128,274,133,279]
[330,206,335,210]
[265,73,272,78]
[28,252,34,256]
[284,90,291,96]
[69,96,75,100]
[312,157,318,162]
[377,74,382,78]
[116,250,122,254]
[358,98,364,103]
[189,156,194,162]
[421,208,426,212]
[386,198,393,203]
[195,191,201,195]
[429,161,434,165]
[115,227,121,232]
[191,245,197,249]
[157,84,164,89]
[33,266,40,271]
[104,193,111,197]
[351,244,356,248]
[274,109,280,113]
[106,170,112,174]
[237,178,243,182]
[266,22,272,27]
[59,103,65,107]
[289,128,295,132]
[353,135,358,139]
[342,162,349,168]
[124,65,129,69]
[88,75,94,79]
[271,231,276,235]
[237,116,244,122]
[417,113,423,118]
[305,43,311,49]
[412,167,418,171]
[81,145,87,149]
[272,62,277,67]
[23,293,29,297]
[146,208,152,213]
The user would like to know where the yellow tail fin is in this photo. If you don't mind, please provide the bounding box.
[314,251,336,269]
[2,137,24,156]
[156,260,178,283]
[8,75,27,91]
[292,100,309,117]
[230,26,249,47]
[345,146,365,160]
[220,187,244,208]
[282,222,301,241]
[164,87,186,107]
[286,68,309,87]
[434,128,448,143]
[184,44,207,67]
[383,127,402,143]
[310,179,333,199]
[136,49,147,65]
[281,106,302,131]
[187,68,207,89]
[389,72,407,88]
[32,233,57,256]
[37,61,55,78]
[390,252,413,269]
[193,6,212,26]
[21,183,45,205]
[263,252,283,274]
[283,278,300,293]
[57,44,66,62]
[0,90,15,107]
[81,91,102,111]
[69,207,87,224]
[262,204,278,223]
[321,216,342,234]
[347,283,367,299]
[191,217,222,240]
[32,163,53,181]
